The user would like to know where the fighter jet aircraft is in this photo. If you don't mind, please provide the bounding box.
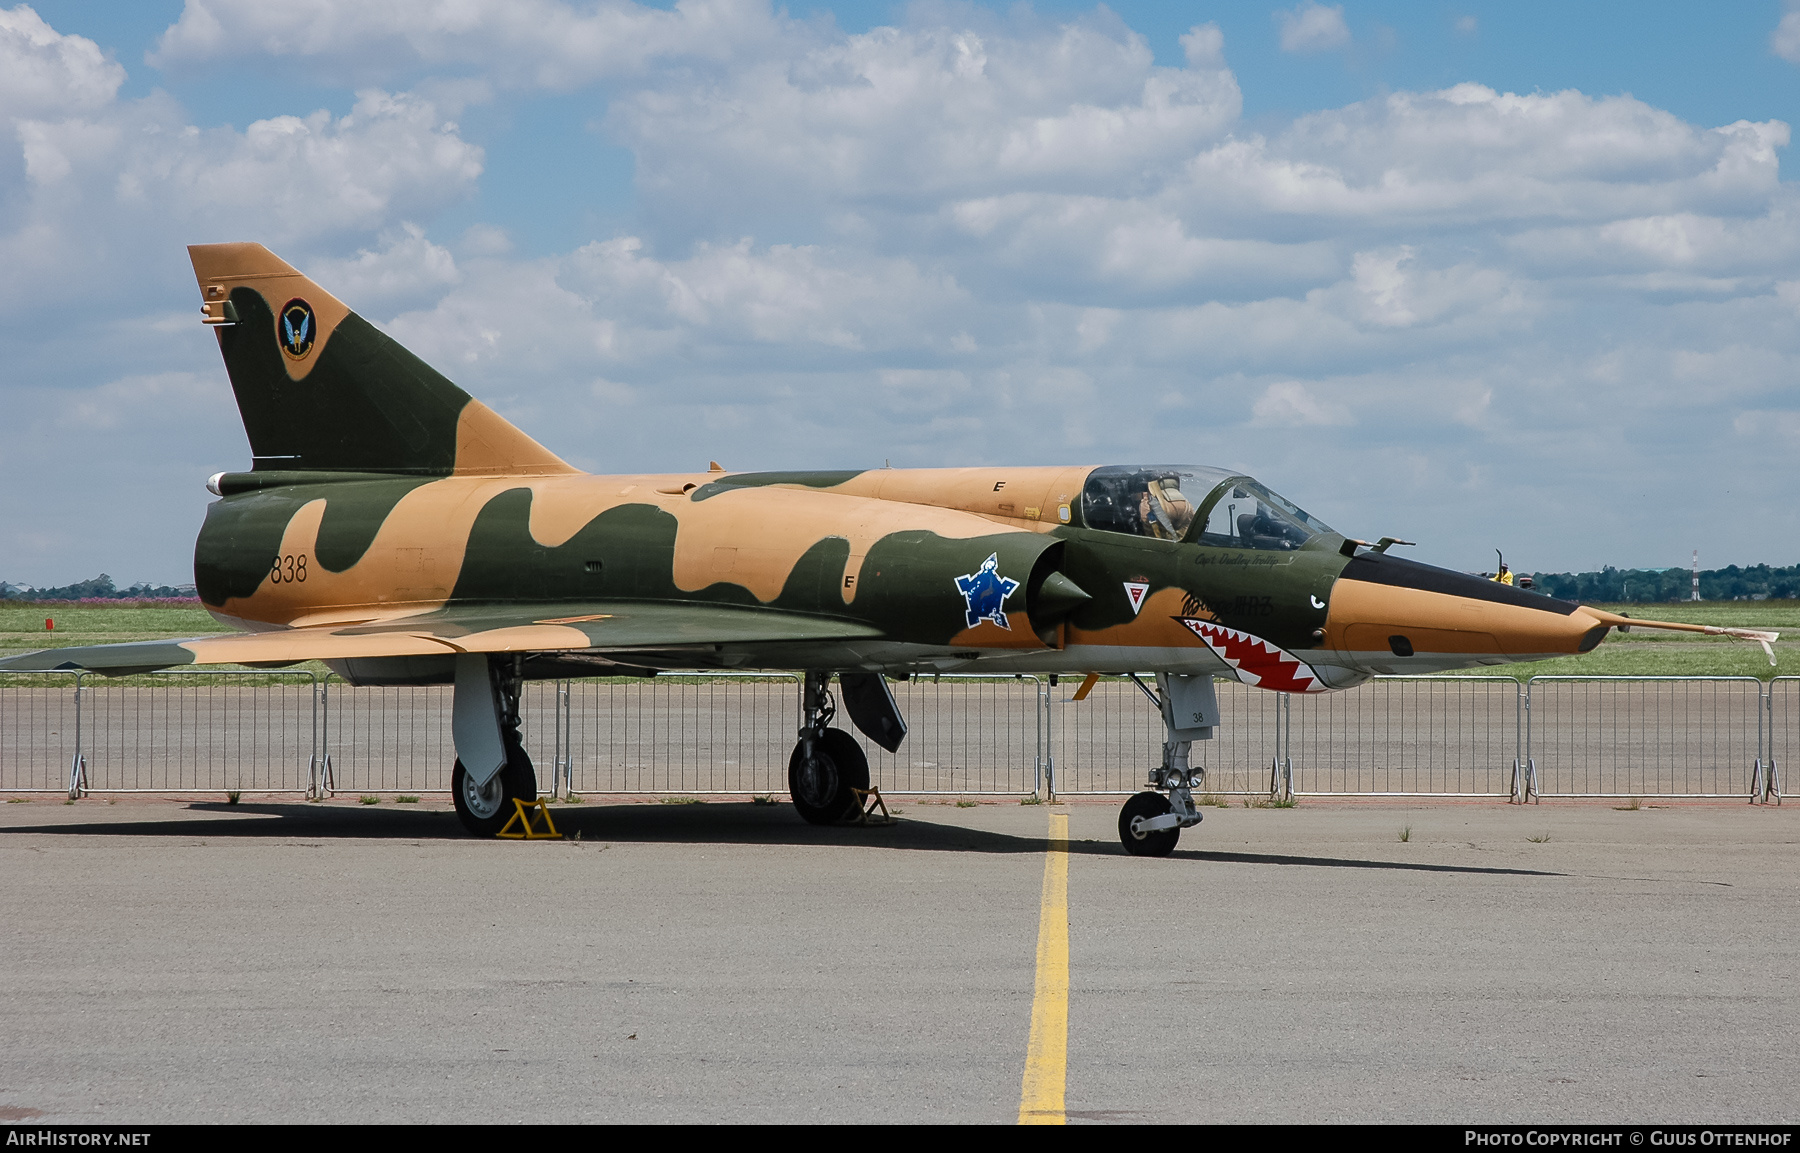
[1,245,1779,853]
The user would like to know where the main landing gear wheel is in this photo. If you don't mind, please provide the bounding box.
[788,728,869,825]
[452,731,537,837]
[1119,790,1180,857]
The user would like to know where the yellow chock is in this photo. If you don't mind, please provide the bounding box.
[851,787,896,827]
[496,797,562,840]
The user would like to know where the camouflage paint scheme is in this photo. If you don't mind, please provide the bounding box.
[1,244,1747,685]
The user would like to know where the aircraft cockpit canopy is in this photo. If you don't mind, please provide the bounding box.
[1081,465,1335,551]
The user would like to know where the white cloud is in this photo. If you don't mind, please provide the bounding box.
[1775,3,1800,63]
[1277,3,1351,54]
[1733,408,1800,445]
[307,223,462,316]
[610,13,1240,235]
[0,6,123,119]
[1180,87,1786,230]
[151,0,782,88]
[1251,382,1352,426]
[0,80,481,310]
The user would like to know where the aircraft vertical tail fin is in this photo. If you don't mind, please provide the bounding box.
[188,243,575,477]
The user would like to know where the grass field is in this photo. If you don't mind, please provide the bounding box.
[2,599,1795,682]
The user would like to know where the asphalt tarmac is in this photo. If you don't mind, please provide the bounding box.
[0,796,1793,1124]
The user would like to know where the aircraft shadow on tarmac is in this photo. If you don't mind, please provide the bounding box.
[1,801,1564,877]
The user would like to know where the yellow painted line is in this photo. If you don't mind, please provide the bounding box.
[1018,812,1069,1125]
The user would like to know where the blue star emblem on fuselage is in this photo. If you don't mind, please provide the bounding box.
[954,553,1021,631]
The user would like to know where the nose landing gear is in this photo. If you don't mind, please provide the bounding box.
[1117,672,1215,857]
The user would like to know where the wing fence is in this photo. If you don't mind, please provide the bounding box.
[0,670,1785,804]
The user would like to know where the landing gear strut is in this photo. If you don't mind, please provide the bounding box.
[788,672,869,825]
[1118,672,1216,857]
[451,656,537,836]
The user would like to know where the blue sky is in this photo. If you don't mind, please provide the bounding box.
[2,1,1798,585]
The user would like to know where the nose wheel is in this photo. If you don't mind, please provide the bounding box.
[1119,791,1181,857]
[1116,671,1214,857]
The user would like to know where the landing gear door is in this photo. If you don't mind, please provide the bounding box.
[1160,673,1218,742]
[452,653,508,787]
[839,672,908,753]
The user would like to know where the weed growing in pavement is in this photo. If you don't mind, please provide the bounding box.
[1020,795,1043,805]
[396,795,420,803]
[660,797,704,805]
[1398,826,1412,842]
[1527,832,1552,843]
[751,795,778,806]
[1614,798,1641,811]
[558,794,584,804]
[359,795,380,805]
[226,791,240,805]
[955,800,979,808]
[6,797,27,803]
[1195,793,1230,808]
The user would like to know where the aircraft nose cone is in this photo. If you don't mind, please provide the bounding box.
[1323,552,1606,664]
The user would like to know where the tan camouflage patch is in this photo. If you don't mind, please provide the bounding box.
[189,243,351,383]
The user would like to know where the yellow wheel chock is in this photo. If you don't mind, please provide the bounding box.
[851,786,896,827]
[495,797,562,840]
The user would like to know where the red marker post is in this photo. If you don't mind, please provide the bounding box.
[46,619,54,631]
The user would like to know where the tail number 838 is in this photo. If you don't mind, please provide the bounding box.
[269,553,308,584]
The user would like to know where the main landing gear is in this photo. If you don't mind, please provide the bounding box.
[788,671,870,825]
[451,655,538,836]
[1118,672,1216,857]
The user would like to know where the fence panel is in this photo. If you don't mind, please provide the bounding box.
[1049,676,1279,795]
[859,674,1042,795]
[322,679,561,795]
[1525,676,1764,797]
[1288,676,1521,796]
[76,671,317,792]
[1763,677,1795,801]
[0,674,81,792]
[560,674,1045,796]
[563,674,798,795]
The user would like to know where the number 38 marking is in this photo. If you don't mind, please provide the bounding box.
[270,553,308,584]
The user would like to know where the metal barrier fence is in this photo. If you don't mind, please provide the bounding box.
[1286,676,1523,798]
[1525,677,1766,800]
[1764,677,1795,804]
[0,670,1784,803]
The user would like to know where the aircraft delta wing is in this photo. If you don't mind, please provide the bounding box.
[0,244,1777,853]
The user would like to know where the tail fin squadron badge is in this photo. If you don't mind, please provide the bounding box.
[279,299,315,360]
[1178,619,1328,693]
[1123,581,1150,615]
[955,553,1020,630]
